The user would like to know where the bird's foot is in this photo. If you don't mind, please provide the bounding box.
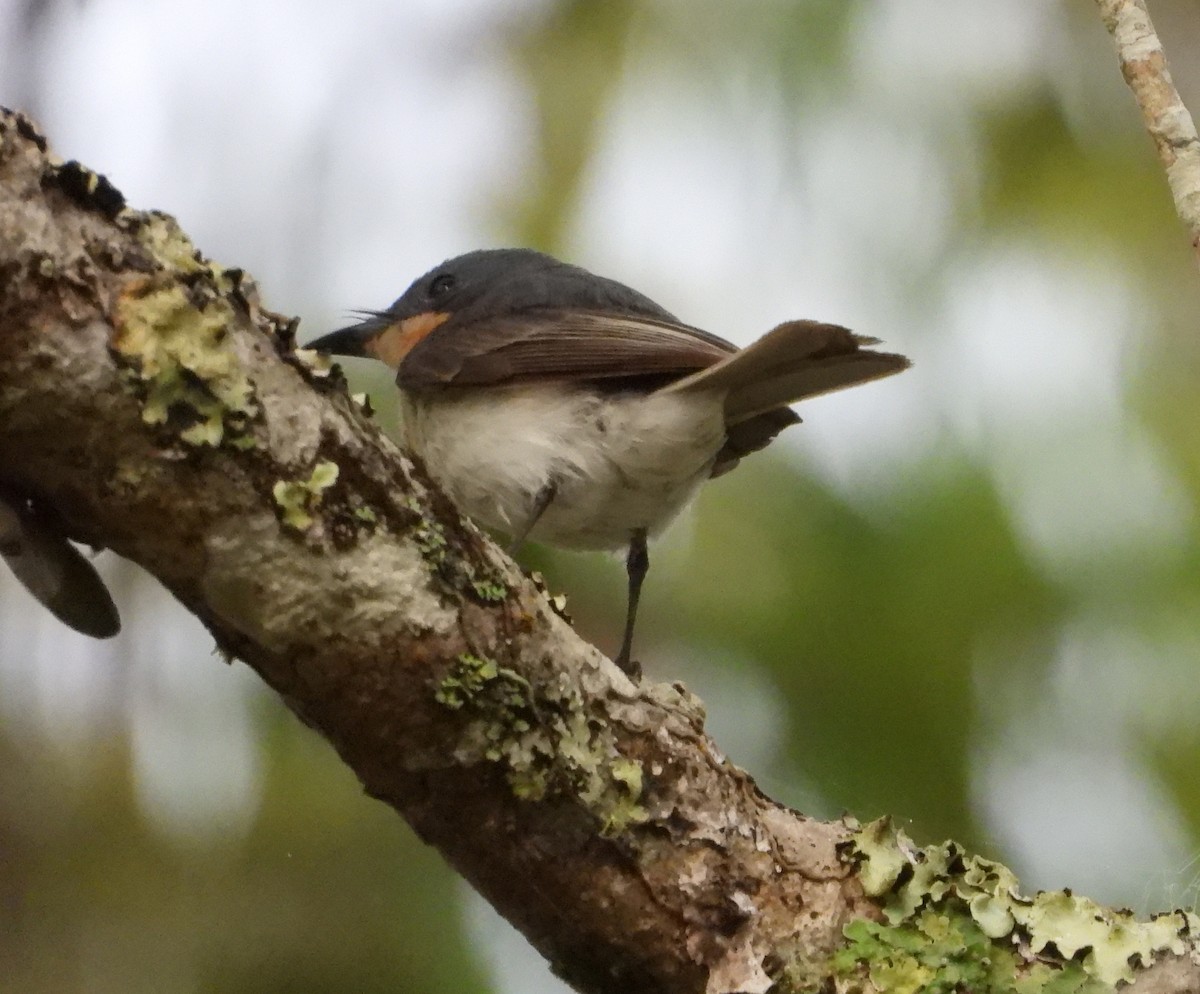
[613,652,642,682]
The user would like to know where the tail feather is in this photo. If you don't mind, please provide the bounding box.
[0,492,120,638]
[711,407,800,478]
[660,320,909,423]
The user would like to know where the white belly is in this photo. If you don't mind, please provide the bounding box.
[396,383,727,551]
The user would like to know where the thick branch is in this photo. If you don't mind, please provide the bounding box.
[1,109,1197,993]
[1095,0,1200,268]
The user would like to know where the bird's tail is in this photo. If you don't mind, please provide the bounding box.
[659,319,909,423]
[0,490,120,638]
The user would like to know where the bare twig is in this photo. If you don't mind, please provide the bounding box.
[1095,0,1200,267]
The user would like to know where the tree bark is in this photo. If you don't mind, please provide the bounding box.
[1095,0,1200,269]
[1,108,1196,994]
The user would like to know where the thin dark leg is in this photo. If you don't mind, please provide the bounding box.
[506,479,557,555]
[615,528,648,678]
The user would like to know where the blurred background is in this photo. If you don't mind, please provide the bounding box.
[4,0,1200,991]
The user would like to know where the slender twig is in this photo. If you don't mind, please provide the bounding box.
[1095,0,1200,268]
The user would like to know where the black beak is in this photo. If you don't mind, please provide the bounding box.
[306,313,393,357]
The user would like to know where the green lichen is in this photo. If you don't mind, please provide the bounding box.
[135,212,207,275]
[404,497,502,598]
[466,565,508,603]
[434,654,647,835]
[842,817,1199,989]
[353,506,378,524]
[831,912,1107,994]
[112,280,257,446]
[273,460,340,531]
[413,520,448,565]
[435,653,527,712]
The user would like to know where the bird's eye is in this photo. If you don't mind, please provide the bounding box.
[428,273,456,298]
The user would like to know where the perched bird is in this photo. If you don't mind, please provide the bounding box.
[308,248,908,675]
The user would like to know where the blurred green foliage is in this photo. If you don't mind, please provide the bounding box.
[6,1,1200,992]
[1,713,488,994]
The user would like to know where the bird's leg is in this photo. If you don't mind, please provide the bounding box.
[615,528,648,679]
[506,480,558,556]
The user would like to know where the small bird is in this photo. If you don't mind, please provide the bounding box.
[308,248,908,675]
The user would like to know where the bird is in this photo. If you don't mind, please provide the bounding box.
[307,248,909,676]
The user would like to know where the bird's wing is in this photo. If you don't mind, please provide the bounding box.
[396,309,736,390]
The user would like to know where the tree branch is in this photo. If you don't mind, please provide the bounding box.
[1095,0,1200,268]
[2,108,1197,993]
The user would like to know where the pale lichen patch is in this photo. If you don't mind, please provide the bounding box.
[841,817,1200,989]
[830,911,1110,994]
[111,279,257,447]
[435,653,648,835]
[273,460,339,531]
[134,211,207,275]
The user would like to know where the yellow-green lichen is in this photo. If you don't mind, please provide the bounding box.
[273,461,339,531]
[112,280,257,446]
[435,653,528,712]
[832,912,1107,994]
[844,817,1199,988]
[135,212,207,275]
[434,654,647,835]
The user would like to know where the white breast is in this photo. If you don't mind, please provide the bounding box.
[396,383,727,551]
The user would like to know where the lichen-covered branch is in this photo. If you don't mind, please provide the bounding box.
[1095,0,1200,268]
[1,107,1197,994]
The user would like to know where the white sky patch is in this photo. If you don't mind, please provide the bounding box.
[126,580,266,844]
[851,0,1066,108]
[974,736,1192,912]
[796,108,958,314]
[26,0,534,318]
[973,619,1197,912]
[573,67,953,336]
[930,244,1193,573]
[570,67,777,332]
[992,413,1192,578]
[939,244,1132,438]
[0,553,125,748]
[320,47,530,315]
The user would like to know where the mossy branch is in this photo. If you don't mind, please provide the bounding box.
[1,107,1197,994]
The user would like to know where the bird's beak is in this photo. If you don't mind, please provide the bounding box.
[307,313,393,358]
[306,311,450,370]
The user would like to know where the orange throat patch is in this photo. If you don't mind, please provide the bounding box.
[365,311,450,368]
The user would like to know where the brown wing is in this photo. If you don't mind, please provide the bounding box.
[396,309,737,390]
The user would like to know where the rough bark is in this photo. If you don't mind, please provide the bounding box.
[1,108,1197,994]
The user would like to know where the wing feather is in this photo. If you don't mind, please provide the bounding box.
[396,309,736,389]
